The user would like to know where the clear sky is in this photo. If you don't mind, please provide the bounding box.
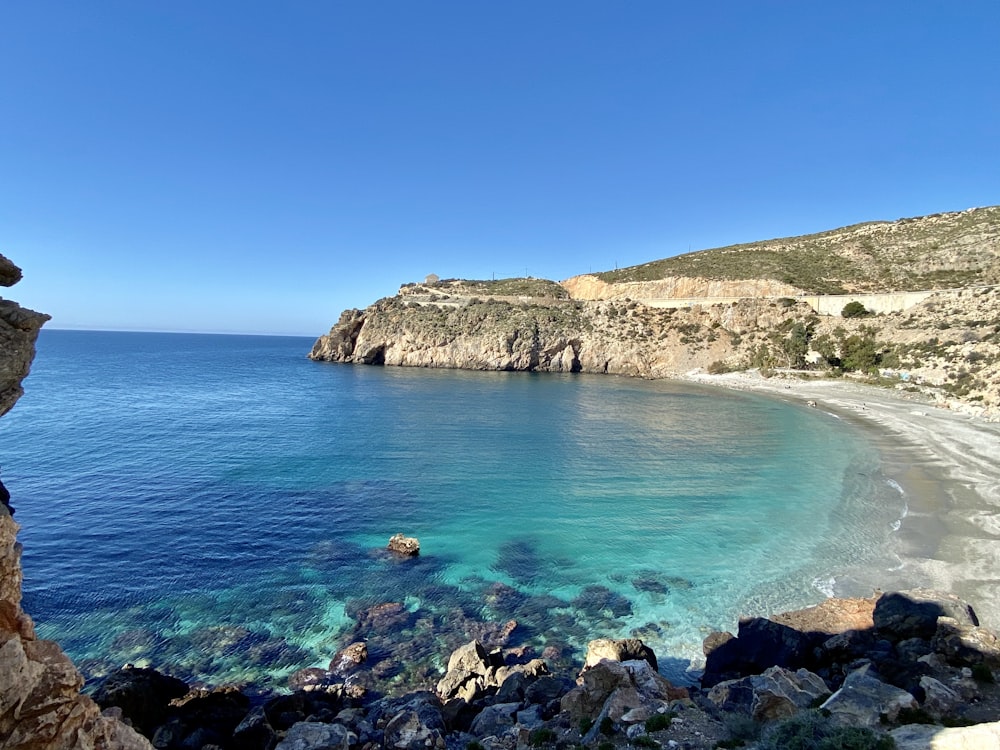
[2,2,997,336]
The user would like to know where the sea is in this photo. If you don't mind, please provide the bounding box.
[1,329,909,690]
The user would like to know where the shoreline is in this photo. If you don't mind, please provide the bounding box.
[683,370,1000,629]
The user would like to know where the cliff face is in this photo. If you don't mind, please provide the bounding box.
[0,255,151,750]
[560,274,803,302]
[308,293,817,379]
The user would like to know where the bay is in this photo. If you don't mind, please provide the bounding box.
[0,330,906,688]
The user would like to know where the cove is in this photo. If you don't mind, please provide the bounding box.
[2,330,907,690]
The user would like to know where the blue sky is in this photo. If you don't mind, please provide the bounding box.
[2,2,997,336]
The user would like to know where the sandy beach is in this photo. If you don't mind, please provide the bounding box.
[685,370,1000,628]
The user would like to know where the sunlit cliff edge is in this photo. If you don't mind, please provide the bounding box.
[311,206,1000,417]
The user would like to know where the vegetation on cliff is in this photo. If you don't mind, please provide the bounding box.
[594,206,1000,294]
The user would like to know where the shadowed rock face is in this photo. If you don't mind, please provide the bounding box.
[0,256,152,749]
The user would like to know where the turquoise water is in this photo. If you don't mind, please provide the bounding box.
[1,330,906,690]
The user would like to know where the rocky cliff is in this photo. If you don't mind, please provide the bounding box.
[308,293,815,379]
[311,206,1000,416]
[0,255,151,750]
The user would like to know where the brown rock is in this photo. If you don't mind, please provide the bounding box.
[387,534,420,557]
[330,641,368,676]
[583,638,658,671]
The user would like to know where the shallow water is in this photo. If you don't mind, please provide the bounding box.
[2,330,908,689]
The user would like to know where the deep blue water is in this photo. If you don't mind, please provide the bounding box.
[1,330,906,690]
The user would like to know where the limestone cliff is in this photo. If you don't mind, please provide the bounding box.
[0,255,151,750]
[308,293,818,379]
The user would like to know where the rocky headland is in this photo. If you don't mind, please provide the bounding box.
[310,206,1000,417]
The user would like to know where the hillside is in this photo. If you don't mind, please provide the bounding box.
[593,206,1000,294]
[310,205,1000,417]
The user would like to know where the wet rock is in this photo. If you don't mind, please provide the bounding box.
[583,638,657,671]
[388,534,420,557]
[92,666,189,735]
[468,619,518,650]
[707,666,831,722]
[330,641,369,676]
[820,664,918,727]
[288,667,337,691]
[276,721,354,750]
[873,589,979,641]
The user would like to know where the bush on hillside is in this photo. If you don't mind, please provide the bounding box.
[842,301,871,318]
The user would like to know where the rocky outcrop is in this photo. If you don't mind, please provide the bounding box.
[0,257,151,748]
[308,291,815,380]
[386,534,420,557]
[560,274,803,302]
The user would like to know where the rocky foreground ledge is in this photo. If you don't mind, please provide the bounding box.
[83,589,1000,750]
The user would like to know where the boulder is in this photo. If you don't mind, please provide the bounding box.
[276,721,354,750]
[383,701,446,750]
[873,589,978,641]
[820,664,917,727]
[330,641,368,676]
[707,666,831,722]
[702,617,815,687]
[387,534,420,557]
[469,702,520,738]
[931,618,1000,668]
[91,666,189,736]
[583,638,658,671]
[288,667,337,691]
[560,659,674,724]
[918,675,961,721]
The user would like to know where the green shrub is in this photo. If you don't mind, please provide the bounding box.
[529,728,558,746]
[600,717,616,736]
[579,718,594,735]
[842,301,870,318]
[758,711,895,750]
[644,712,674,732]
[972,663,995,683]
[632,736,658,748]
[707,359,735,375]
[467,743,485,750]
